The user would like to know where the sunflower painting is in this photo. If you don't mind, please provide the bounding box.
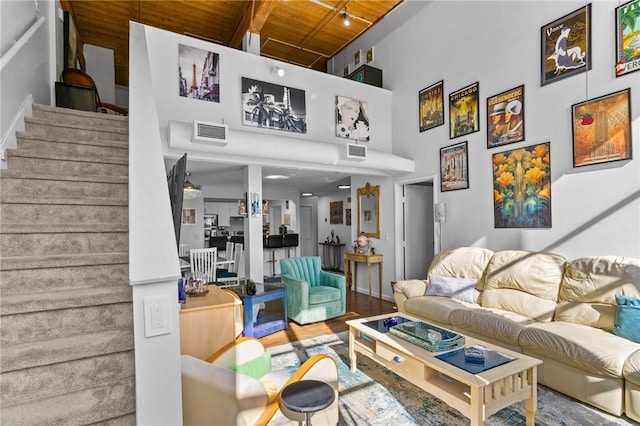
[492,142,551,228]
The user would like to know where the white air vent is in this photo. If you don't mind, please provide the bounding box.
[342,143,367,161]
[192,120,228,146]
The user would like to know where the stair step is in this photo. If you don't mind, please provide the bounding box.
[6,149,128,176]
[0,262,128,295]
[1,376,135,425]
[0,169,128,184]
[1,231,128,257]
[0,176,128,199]
[1,194,128,206]
[0,252,128,272]
[1,327,134,372]
[1,302,133,346]
[0,203,127,226]
[1,350,134,408]
[17,133,128,159]
[25,117,128,142]
[1,287,132,315]
[32,103,128,130]
[0,224,128,234]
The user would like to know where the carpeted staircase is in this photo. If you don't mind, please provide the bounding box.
[0,104,136,424]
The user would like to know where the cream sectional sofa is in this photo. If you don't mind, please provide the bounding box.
[393,247,640,421]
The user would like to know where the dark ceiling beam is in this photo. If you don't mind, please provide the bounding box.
[229,0,278,48]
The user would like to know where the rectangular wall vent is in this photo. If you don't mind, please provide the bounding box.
[192,120,228,146]
[342,143,367,161]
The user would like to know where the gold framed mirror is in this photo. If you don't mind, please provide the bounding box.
[357,182,380,238]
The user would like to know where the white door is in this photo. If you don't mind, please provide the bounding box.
[300,205,314,256]
[403,183,434,280]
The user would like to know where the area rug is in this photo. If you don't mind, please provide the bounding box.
[267,332,637,426]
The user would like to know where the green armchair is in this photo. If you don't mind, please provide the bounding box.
[279,256,346,325]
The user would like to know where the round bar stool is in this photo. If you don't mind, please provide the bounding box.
[279,379,335,426]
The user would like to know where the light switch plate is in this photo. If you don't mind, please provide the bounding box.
[144,295,172,337]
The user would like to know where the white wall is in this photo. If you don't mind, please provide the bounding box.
[1,0,55,164]
[141,25,393,157]
[84,43,116,103]
[335,0,640,261]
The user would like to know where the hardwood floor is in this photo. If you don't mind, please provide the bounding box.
[258,289,397,348]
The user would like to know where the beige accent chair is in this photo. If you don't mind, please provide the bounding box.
[182,337,339,425]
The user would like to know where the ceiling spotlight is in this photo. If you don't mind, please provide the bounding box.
[343,10,350,26]
[272,66,285,77]
[337,184,351,189]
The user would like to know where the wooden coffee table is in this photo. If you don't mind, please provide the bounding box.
[346,313,542,426]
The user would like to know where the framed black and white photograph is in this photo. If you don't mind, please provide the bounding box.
[449,82,479,139]
[336,96,370,141]
[440,141,469,192]
[419,80,444,132]
[241,77,307,133]
[178,44,220,102]
[541,4,591,86]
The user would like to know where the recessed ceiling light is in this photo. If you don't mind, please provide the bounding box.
[301,192,314,196]
[337,184,351,189]
[265,175,289,180]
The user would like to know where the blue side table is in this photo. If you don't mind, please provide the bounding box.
[229,282,287,338]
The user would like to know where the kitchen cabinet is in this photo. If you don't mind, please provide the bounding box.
[217,203,231,226]
[204,202,218,215]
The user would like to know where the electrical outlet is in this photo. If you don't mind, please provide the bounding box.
[144,295,172,337]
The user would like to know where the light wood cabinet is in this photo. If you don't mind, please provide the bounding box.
[179,286,243,360]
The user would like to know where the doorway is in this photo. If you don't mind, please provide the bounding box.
[299,205,314,256]
[402,180,435,280]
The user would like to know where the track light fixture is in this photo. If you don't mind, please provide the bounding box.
[272,65,285,77]
[343,8,350,26]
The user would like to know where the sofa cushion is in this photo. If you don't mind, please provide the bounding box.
[427,275,477,304]
[519,321,640,378]
[309,286,341,305]
[427,247,494,291]
[614,294,640,343]
[404,296,478,326]
[555,256,640,331]
[450,307,537,347]
[624,350,640,386]
[480,250,565,322]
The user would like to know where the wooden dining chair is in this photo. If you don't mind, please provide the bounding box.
[190,248,217,284]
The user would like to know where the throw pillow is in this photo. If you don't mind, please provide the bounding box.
[232,351,272,380]
[427,275,477,304]
[613,294,640,344]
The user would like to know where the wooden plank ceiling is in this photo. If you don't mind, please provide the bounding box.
[64,0,403,87]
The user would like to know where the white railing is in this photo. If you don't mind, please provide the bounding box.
[0,15,45,72]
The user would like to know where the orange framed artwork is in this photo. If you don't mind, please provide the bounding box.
[571,88,632,167]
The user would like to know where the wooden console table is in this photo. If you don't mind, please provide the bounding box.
[344,252,383,299]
